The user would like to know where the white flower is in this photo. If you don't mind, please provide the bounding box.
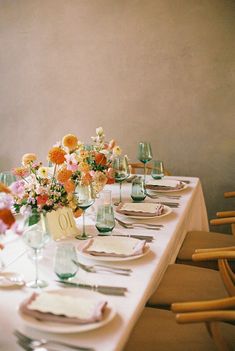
[113,146,122,156]
[38,167,49,178]
[96,127,104,136]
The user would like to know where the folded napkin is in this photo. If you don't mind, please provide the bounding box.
[116,203,164,217]
[80,236,146,257]
[145,179,184,190]
[19,292,107,324]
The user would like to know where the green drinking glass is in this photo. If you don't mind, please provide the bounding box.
[131,176,146,202]
[137,142,153,183]
[151,160,165,180]
[95,205,115,234]
[54,243,78,280]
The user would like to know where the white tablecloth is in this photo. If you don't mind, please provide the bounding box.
[0,176,208,351]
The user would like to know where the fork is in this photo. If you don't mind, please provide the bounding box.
[14,330,95,351]
[72,260,132,275]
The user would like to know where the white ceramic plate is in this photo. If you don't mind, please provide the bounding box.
[77,244,150,262]
[0,272,25,288]
[18,288,116,333]
[121,205,172,219]
[146,182,187,193]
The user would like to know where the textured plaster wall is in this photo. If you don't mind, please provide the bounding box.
[0,0,234,231]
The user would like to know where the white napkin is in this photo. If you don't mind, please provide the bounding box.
[120,203,158,214]
[146,179,181,187]
[81,236,146,257]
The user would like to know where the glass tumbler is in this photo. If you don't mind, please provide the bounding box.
[151,160,165,180]
[54,243,78,280]
[96,205,115,234]
[131,176,146,202]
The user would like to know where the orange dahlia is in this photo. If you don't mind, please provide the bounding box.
[73,208,83,218]
[12,167,29,178]
[64,179,76,193]
[0,208,15,228]
[95,153,107,166]
[57,167,72,183]
[22,153,37,166]
[48,147,66,165]
[0,182,11,194]
[62,134,78,151]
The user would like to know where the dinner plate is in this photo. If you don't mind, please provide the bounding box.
[0,272,25,288]
[121,205,172,219]
[18,288,116,333]
[77,244,150,262]
[146,182,187,193]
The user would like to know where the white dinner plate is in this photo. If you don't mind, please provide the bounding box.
[146,182,187,193]
[18,288,116,333]
[77,244,150,262]
[121,205,172,219]
[0,272,25,288]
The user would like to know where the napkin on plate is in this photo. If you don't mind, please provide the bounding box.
[19,292,107,324]
[116,202,164,217]
[80,236,146,257]
[145,179,184,190]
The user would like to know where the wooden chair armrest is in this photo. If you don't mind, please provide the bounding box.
[210,217,235,226]
[175,310,235,324]
[192,251,235,261]
[224,191,235,198]
[172,296,235,313]
[195,246,235,253]
[216,211,235,218]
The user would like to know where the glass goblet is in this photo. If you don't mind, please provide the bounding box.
[113,156,129,205]
[95,205,115,235]
[23,218,50,288]
[137,142,153,183]
[74,182,95,240]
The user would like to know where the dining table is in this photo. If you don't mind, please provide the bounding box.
[0,176,209,351]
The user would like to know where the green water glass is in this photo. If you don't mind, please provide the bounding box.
[54,243,78,280]
[96,205,115,234]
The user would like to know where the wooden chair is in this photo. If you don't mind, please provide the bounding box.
[177,191,235,270]
[147,250,235,309]
[124,296,235,351]
[129,162,171,176]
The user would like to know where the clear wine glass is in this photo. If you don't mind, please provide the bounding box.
[74,182,95,240]
[113,156,129,205]
[137,142,153,183]
[23,215,50,288]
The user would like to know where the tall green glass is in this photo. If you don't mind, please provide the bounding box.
[137,142,153,183]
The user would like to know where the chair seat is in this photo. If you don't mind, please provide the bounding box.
[148,264,228,307]
[124,307,235,351]
[177,231,235,270]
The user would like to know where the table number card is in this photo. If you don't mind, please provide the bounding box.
[46,207,79,241]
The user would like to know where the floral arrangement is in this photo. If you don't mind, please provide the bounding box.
[11,127,121,226]
[0,183,16,236]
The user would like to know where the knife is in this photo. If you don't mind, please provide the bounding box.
[55,280,128,296]
[98,234,154,242]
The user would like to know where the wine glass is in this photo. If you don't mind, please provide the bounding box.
[137,142,153,183]
[23,215,50,288]
[74,182,95,240]
[113,156,129,205]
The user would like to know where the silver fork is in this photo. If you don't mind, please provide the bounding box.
[14,330,95,351]
[72,260,132,275]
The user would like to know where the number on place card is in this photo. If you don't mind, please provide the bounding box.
[46,207,79,240]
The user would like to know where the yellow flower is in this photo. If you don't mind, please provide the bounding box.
[38,167,48,179]
[62,134,78,151]
[48,147,66,165]
[113,146,122,155]
[22,153,37,166]
[78,162,90,173]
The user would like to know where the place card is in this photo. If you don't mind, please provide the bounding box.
[46,207,79,241]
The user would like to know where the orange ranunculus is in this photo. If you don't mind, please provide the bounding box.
[78,162,90,173]
[0,182,11,194]
[36,194,48,205]
[48,147,66,165]
[57,167,72,183]
[64,179,76,193]
[12,167,29,178]
[81,172,92,185]
[0,208,15,228]
[22,153,37,166]
[95,153,107,166]
[73,208,83,218]
[62,134,78,151]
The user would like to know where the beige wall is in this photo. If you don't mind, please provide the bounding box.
[0,0,234,231]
